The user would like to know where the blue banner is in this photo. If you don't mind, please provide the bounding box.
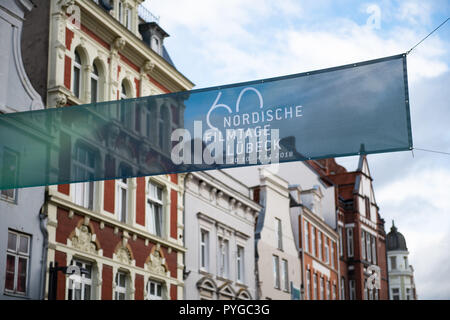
[0,54,412,189]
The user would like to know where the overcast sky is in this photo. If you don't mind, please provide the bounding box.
[145,0,450,299]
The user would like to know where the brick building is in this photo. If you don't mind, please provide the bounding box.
[21,0,193,299]
[309,156,389,300]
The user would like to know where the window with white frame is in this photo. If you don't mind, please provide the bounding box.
[5,231,30,295]
[116,178,128,223]
[349,280,356,300]
[340,277,345,300]
[273,255,280,289]
[281,259,289,292]
[68,259,92,300]
[73,145,95,209]
[318,231,323,260]
[392,288,400,300]
[147,182,163,237]
[327,280,331,300]
[361,230,366,260]
[311,226,316,257]
[346,227,354,258]
[366,233,372,263]
[200,229,209,271]
[338,226,343,257]
[330,243,335,268]
[114,271,127,300]
[151,36,161,55]
[1,149,18,202]
[118,1,124,24]
[390,256,397,270]
[218,237,229,278]
[119,82,130,126]
[125,6,132,30]
[406,288,411,300]
[90,63,99,103]
[73,50,81,98]
[372,236,377,264]
[236,245,244,283]
[324,238,329,264]
[304,221,309,253]
[320,277,324,300]
[313,273,317,299]
[306,270,311,300]
[146,280,163,300]
[275,218,283,250]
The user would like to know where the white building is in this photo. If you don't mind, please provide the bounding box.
[183,170,260,300]
[386,221,417,300]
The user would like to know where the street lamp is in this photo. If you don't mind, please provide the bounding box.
[48,262,89,300]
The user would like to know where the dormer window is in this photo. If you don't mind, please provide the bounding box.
[151,36,161,55]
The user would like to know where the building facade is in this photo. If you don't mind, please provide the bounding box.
[21,0,194,299]
[386,221,417,300]
[251,169,302,300]
[290,185,340,300]
[0,0,46,300]
[183,170,260,300]
[313,156,389,300]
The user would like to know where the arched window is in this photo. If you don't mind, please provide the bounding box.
[119,81,129,125]
[121,82,128,100]
[73,50,82,98]
[90,63,99,103]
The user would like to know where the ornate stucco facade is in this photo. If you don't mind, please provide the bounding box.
[21,0,193,300]
[183,170,260,300]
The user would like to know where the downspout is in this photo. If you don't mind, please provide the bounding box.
[38,200,48,300]
[299,210,305,300]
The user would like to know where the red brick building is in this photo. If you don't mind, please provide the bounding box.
[309,156,389,300]
[21,0,193,299]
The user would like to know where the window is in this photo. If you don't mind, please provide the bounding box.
[151,36,161,55]
[306,270,311,300]
[372,236,377,264]
[365,197,370,218]
[366,233,372,263]
[281,259,289,292]
[1,149,18,202]
[68,260,92,300]
[374,288,379,300]
[119,82,130,125]
[364,280,368,300]
[349,280,356,300]
[346,227,354,258]
[327,281,331,300]
[324,239,329,264]
[338,226,343,257]
[237,246,244,283]
[118,1,123,24]
[390,256,397,270]
[331,243,335,268]
[200,229,209,271]
[275,218,283,250]
[158,106,169,150]
[361,230,366,260]
[404,256,408,270]
[273,255,280,289]
[90,63,99,103]
[333,284,337,300]
[318,231,322,260]
[392,288,400,300]
[218,237,229,278]
[147,182,163,237]
[304,221,309,253]
[73,145,95,209]
[114,271,127,300]
[311,227,316,257]
[116,178,128,223]
[5,231,30,295]
[320,277,324,300]
[73,51,81,98]
[125,7,131,29]
[313,273,317,299]
[406,288,411,300]
[146,280,163,300]
[340,277,345,300]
